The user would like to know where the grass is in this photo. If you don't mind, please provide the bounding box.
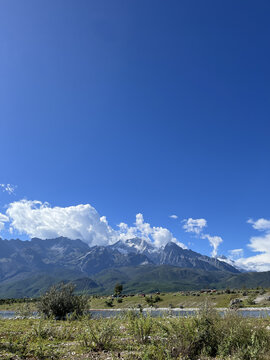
[89,289,270,309]
[1,288,270,312]
[1,308,270,359]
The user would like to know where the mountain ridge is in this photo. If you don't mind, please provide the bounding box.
[0,236,244,298]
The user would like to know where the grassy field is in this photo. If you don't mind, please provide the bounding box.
[80,288,270,309]
[1,288,270,311]
[1,308,270,359]
[89,291,242,309]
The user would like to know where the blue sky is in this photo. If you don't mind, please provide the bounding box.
[0,1,270,270]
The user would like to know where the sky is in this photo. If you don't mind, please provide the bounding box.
[0,1,270,271]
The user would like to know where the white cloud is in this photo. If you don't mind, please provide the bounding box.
[6,200,115,246]
[182,218,207,234]
[182,217,223,257]
[201,234,223,257]
[232,219,270,271]
[228,248,244,259]
[118,213,187,249]
[234,251,270,272]
[0,213,9,232]
[247,218,270,231]
[0,184,16,195]
[2,200,186,249]
[169,215,178,219]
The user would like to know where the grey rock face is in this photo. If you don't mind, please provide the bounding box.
[0,237,239,286]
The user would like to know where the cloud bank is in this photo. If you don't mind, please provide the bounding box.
[230,218,270,272]
[1,199,186,249]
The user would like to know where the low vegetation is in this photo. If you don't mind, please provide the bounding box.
[2,287,270,311]
[1,307,270,359]
[2,285,270,358]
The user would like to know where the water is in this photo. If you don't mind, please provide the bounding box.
[89,308,270,319]
[1,308,270,319]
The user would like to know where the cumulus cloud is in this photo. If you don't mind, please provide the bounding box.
[0,213,9,232]
[0,184,16,195]
[231,219,270,271]
[118,213,187,249]
[1,200,186,249]
[182,218,207,234]
[169,215,178,219]
[6,200,115,246]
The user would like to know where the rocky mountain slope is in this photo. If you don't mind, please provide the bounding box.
[0,236,241,297]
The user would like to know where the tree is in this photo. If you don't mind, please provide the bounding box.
[114,283,123,296]
[38,282,88,320]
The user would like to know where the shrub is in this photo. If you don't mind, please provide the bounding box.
[105,298,114,307]
[145,296,155,307]
[38,283,88,320]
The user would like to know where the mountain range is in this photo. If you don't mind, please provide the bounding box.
[0,236,269,298]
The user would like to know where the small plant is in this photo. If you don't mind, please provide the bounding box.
[38,282,88,320]
[246,295,255,306]
[81,319,117,351]
[15,302,33,318]
[128,314,153,344]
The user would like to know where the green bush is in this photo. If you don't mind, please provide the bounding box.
[38,283,88,320]
[105,298,114,307]
[145,296,155,306]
